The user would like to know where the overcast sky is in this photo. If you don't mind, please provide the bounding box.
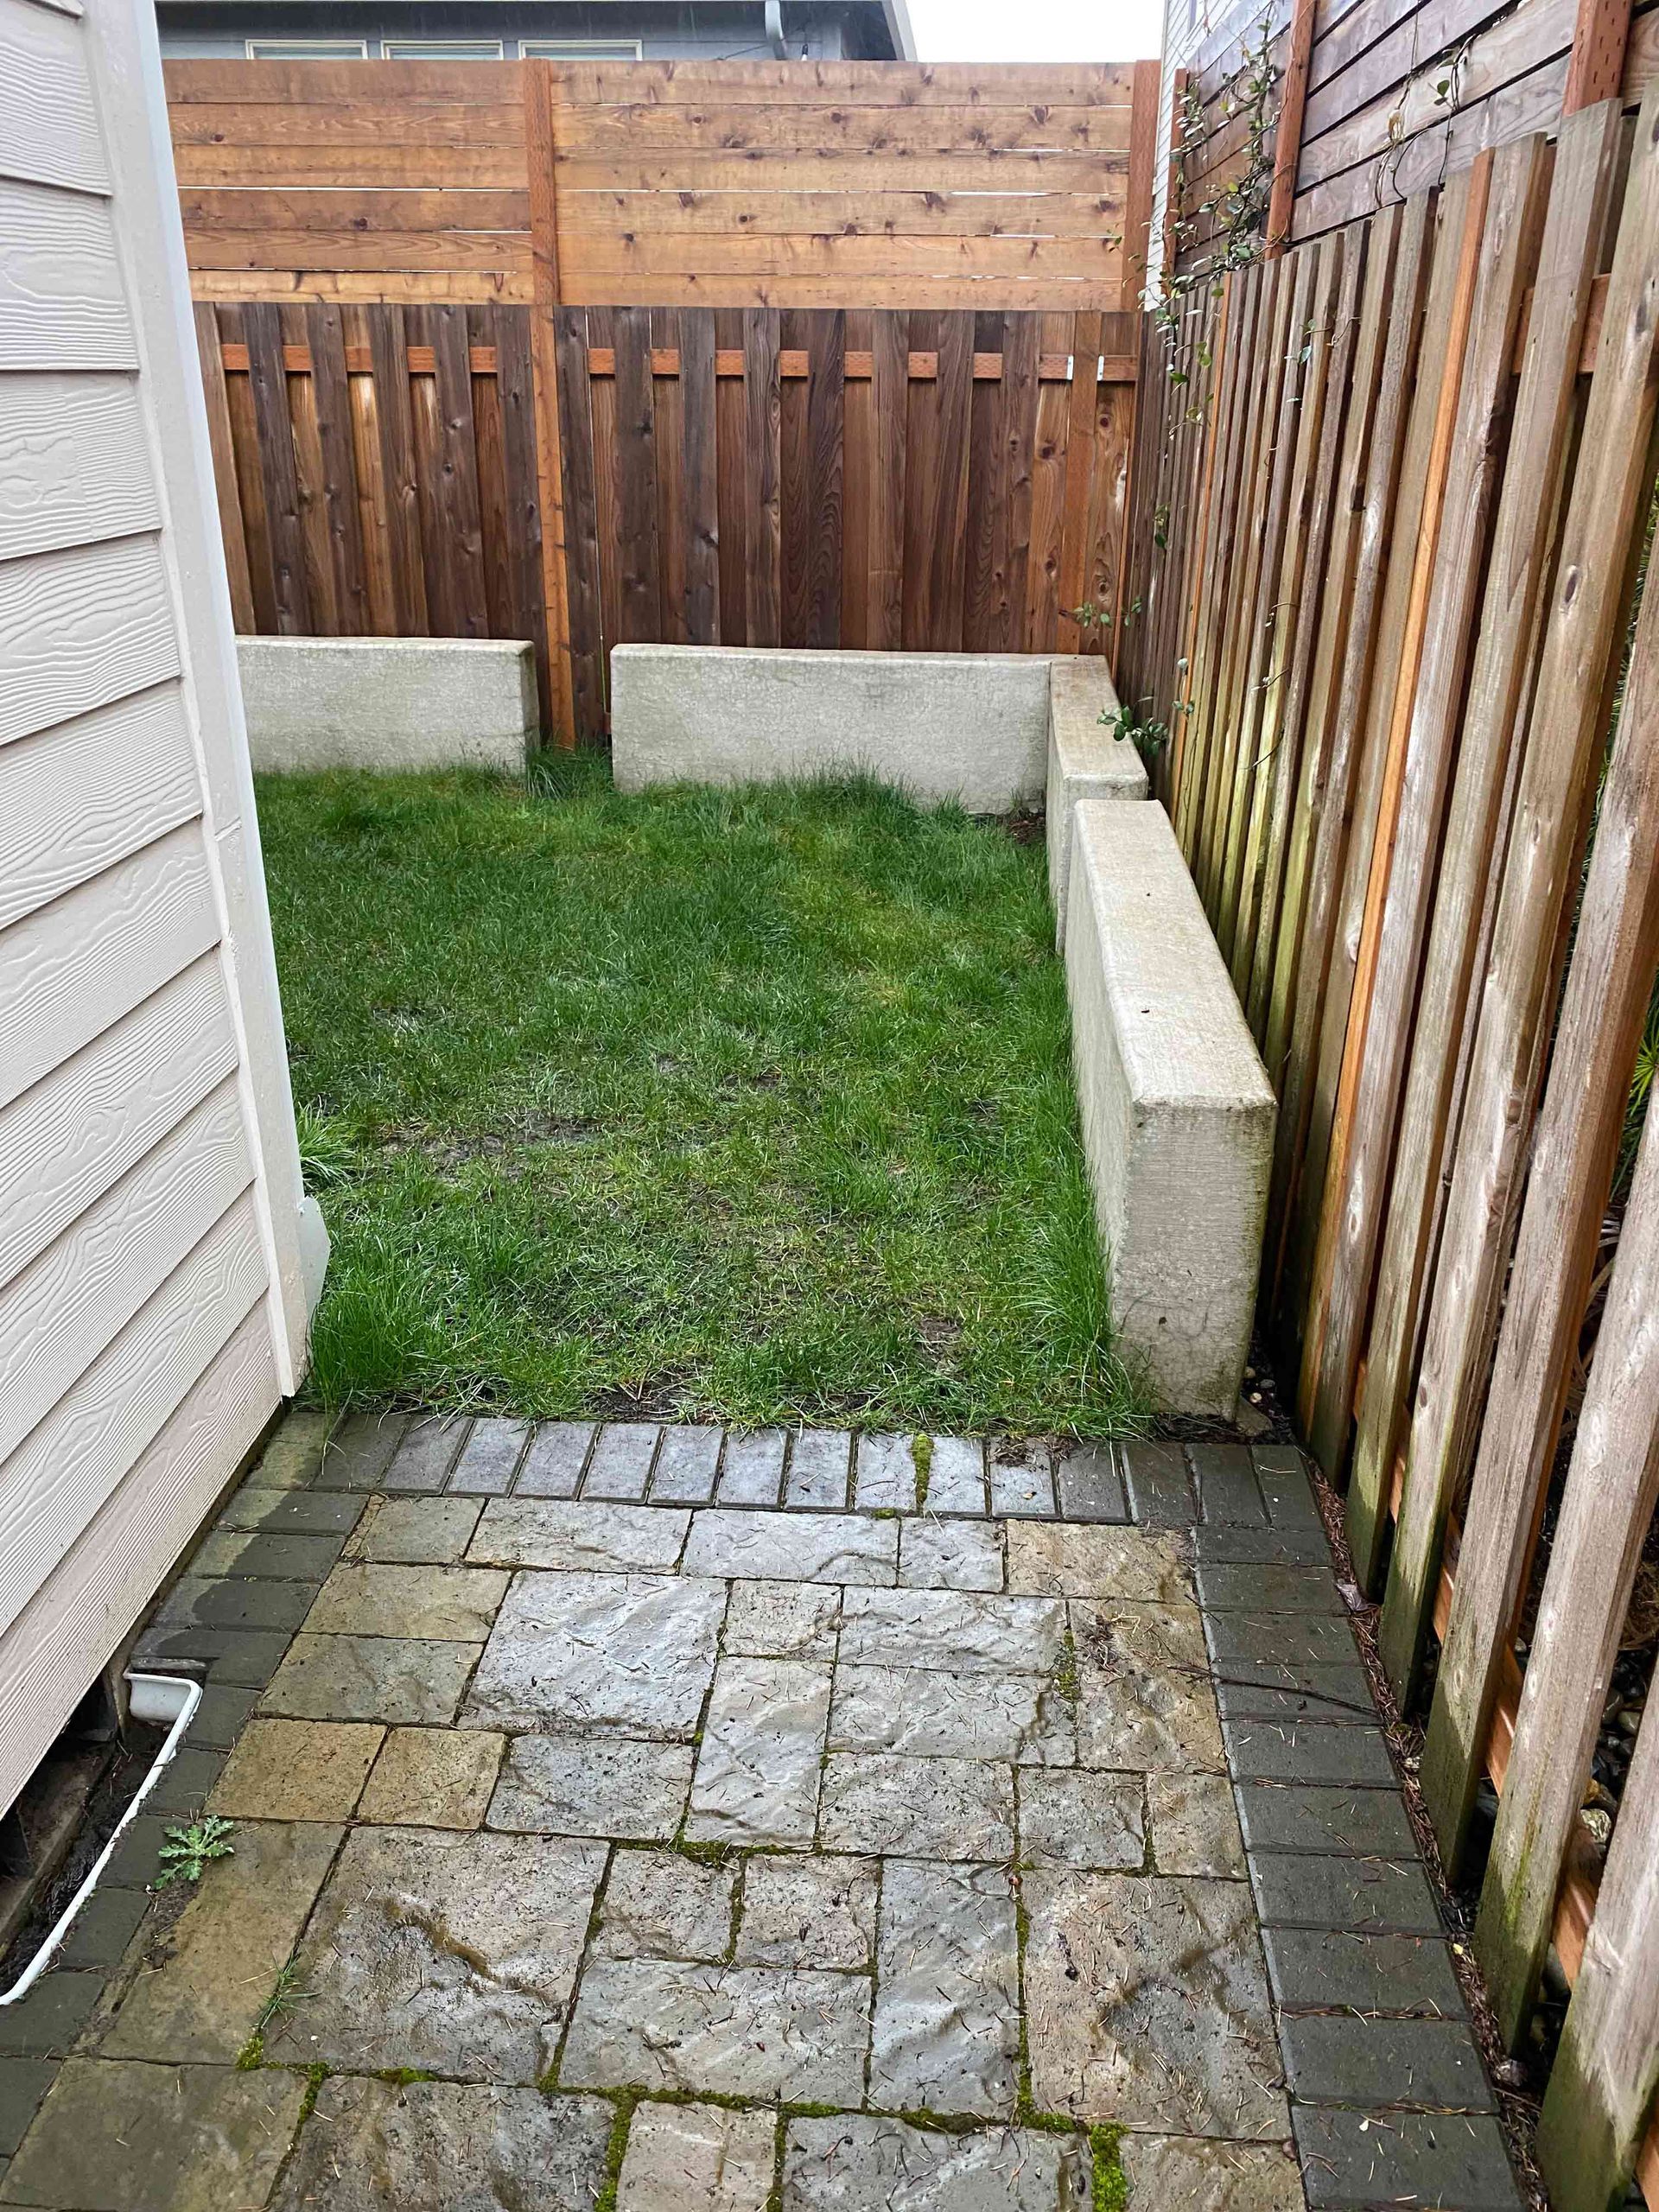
[904,0,1164,62]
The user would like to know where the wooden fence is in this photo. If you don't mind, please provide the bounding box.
[168,57,1159,742]
[1162,0,1659,268]
[1122,65,1659,2211]
[193,299,1139,740]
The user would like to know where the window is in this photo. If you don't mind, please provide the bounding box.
[246,37,368,57]
[519,37,644,58]
[383,36,505,57]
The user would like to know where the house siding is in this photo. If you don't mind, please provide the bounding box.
[155,1,896,60]
[0,0,314,1811]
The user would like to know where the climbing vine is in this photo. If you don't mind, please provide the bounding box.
[1153,7,1278,346]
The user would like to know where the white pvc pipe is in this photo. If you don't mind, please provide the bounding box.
[0,1671,201,2006]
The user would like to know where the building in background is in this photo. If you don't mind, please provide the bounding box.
[155,0,912,60]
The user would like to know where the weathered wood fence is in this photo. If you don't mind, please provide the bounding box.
[193,301,1140,741]
[1160,0,1659,266]
[1122,55,1659,2211]
[168,57,1160,743]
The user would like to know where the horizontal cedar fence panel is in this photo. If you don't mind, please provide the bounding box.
[1123,76,1659,2212]
[166,59,1154,312]
[197,298,1135,741]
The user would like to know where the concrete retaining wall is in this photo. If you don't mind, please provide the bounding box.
[610,644,1057,813]
[1064,798,1276,1418]
[1044,658,1147,946]
[239,637,537,772]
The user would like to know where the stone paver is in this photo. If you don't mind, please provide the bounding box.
[562,1961,869,2102]
[922,1434,986,1514]
[100,1820,341,2063]
[262,1632,480,1725]
[1024,1871,1287,2136]
[853,1432,917,1510]
[1249,1848,1441,1933]
[830,1663,1072,1764]
[618,2101,775,2212]
[1009,1520,1191,1602]
[359,1496,483,1563]
[683,1509,897,1585]
[16,1418,1512,2212]
[716,1428,786,1504]
[687,1656,831,1847]
[265,1827,605,2081]
[837,1586,1065,1674]
[358,1725,503,1827]
[1018,1767,1145,1868]
[649,1423,723,1503]
[868,1860,1020,2115]
[1055,1441,1130,1522]
[1074,1600,1226,1771]
[448,1415,531,1494]
[272,2075,612,2212]
[1117,2134,1306,2211]
[1291,2107,1521,2209]
[208,1717,383,1820]
[595,1849,736,1961]
[784,1428,852,1509]
[783,2116,1086,2210]
[381,1415,467,1492]
[463,1570,725,1736]
[582,1421,660,1499]
[0,2059,307,2211]
[1234,1781,1417,1858]
[734,1853,878,1970]
[1277,2011,1493,2110]
[988,1440,1056,1517]
[467,1498,688,1573]
[1148,1768,1249,1878]
[516,1420,594,1497]
[819,1752,1015,1859]
[487,1732,696,1840]
[898,1517,1003,1591]
[1261,1927,1465,2017]
[723,1577,841,1659]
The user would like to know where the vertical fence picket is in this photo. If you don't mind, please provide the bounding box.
[1347,99,1624,1613]
[743,308,782,647]
[193,302,254,632]
[868,312,907,652]
[1380,87,1659,1706]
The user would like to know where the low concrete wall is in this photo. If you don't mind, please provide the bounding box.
[1044,659,1147,946]
[1065,798,1276,1418]
[610,644,1056,813]
[239,638,537,772]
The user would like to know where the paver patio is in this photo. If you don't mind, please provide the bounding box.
[0,1416,1522,2210]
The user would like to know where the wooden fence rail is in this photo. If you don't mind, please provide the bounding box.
[196,298,1138,741]
[1123,83,1659,2212]
[171,56,1158,743]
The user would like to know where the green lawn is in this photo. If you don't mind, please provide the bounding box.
[257,760,1148,1437]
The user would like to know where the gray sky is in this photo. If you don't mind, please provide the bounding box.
[904,0,1163,62]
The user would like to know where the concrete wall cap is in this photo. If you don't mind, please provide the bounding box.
[610,643,1056,813]
[238,637,537,772]
[1071,799,1275,1110]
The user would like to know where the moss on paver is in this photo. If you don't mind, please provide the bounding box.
[257,763,1148,1437]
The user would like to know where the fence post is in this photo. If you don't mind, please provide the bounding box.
[1125,58,1160,311]
[1563,0,1635,112]
[1267,0,1318,256]
[524,58,579,747]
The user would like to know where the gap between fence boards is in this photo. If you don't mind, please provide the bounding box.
[215,339,1139,383]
